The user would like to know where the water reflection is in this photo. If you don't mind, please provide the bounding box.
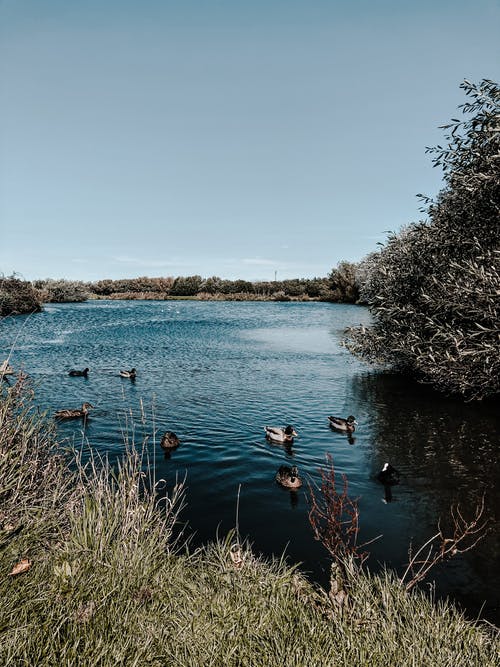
[351,371,500,623]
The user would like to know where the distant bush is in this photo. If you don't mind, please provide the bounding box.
[169,275,203,296]
[33,279,91,303]
[35,272,359,303]
[0,275,42,316]
[327,261,360,303]
[91,276,175,296]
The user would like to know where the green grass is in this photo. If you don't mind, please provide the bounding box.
[0,381,498,666]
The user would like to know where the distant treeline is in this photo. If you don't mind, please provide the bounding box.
[0,262,362,315]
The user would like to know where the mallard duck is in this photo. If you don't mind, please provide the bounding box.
[69,368,89,377]
[328,415,357,433]
[54,402,94,420]
[377,463,400,486]
[275,465,302,489]
[119,368,136,379]
[160,431,180,450]
[264,425,298,444]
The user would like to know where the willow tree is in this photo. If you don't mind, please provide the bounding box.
[345,79,499,400]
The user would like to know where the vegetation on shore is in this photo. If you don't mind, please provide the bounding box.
[345,79,499,401]
[29,262,361,304]
[0,275,42,316]
[0,261,362,315]
[0,381,498,665]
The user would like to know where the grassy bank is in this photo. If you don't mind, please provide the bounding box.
[0,381,498,666]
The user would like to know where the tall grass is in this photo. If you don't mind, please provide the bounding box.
[0,380,498,665]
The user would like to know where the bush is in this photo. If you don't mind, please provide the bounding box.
[0,275,42,316]
[345,79,500,400]
[327,261,361,303]
[169,275,203,296]
[33,279,91,303]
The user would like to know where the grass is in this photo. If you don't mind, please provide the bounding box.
[0,379,498,666]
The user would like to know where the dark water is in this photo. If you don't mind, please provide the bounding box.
[1,300,499,624]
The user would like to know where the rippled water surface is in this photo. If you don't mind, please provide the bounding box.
[1,301,499,623]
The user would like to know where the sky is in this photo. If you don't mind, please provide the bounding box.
[0,0,499,282]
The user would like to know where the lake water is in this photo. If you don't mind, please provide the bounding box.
[1,300,499,624]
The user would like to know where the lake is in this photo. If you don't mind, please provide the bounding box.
[1,300,499,624]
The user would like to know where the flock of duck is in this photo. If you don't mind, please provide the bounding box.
[265,418,359,489]
[4,362,400,496]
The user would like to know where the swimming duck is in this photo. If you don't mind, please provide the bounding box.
[69,368,89,377]
[54,402,94,420]
[160,431,180,450]
[328,415,357,433]
[264,425,297,444]
[119,368,136,379]
[377,463,400,486]
[275,465,302,489]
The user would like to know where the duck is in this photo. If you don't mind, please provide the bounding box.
[275,465,302,489]
[119,368,136,379]
[69,368,89,377]
[264,425,297,444]
[54,402,94,420]
[376,463,400,486]
[160,431,180,450]
[328,415,357,433]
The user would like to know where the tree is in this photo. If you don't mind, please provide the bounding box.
[327,261,360,303]
[169,275,203,296]
[345,79,500,400]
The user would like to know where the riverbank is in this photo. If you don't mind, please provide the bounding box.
[0,381,497,665]
[0,267,361,316]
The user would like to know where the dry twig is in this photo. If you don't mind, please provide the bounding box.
[401,495,489,591]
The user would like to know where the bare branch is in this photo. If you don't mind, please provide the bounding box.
[401,495,489,592]
[307,454,374,571]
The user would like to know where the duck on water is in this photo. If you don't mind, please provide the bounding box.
[54,402,94,420]
[328,415,357,433]
[377,463,400,503]
[160,431,180,450]
[275,465,302,489]
[69,368,89,377]
[119,368,137,379]
[264,425,298,444]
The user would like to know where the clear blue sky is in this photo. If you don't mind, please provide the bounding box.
[1,0,498,282]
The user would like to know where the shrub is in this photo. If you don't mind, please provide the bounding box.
[0,275,42,316]
[345,79,500,400]
[33,279,90,303]
[327,261,360,303]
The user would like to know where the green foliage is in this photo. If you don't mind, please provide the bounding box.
[0,275,42,316]
[169,274,203,296]
[346,79,500,400]
[327,261,360,303]
[91,276,174,296]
